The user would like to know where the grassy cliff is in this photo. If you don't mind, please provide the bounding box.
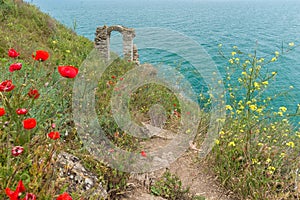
[0,0,93,66]
[1,1,300,200]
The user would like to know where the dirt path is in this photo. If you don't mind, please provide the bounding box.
[119,124,236,200]
[121,150,235,200]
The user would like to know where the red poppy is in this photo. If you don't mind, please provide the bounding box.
[0,80,15,92]
[9,63,22,72]
[111,75,116,79]
[23,193,36,200]
[12,146,24,156]
[48,131,60,140]
[8,48,20,58]
[141,151,147,157]
[58,66,79,78]
[0,107,5,116]
[5,180,26,200]
[32,50,49,61]
[23,118,37,129]
[28,89,40,99]
[57,192,73,200]
[16,108,28,115]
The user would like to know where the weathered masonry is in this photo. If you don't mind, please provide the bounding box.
[95,25,139,63]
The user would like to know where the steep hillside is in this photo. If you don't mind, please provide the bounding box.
[0,0,93,66]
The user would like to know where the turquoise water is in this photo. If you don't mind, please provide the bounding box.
[27,0,299,118]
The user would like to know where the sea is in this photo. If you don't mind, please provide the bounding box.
[26,0,299,122]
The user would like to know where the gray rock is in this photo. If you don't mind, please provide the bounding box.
[54,151,107,199]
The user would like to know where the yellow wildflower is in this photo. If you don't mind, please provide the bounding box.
[271,57,277,62]
[277,111,283,116]
[289,42,295,47]
[286,141,295,148]
[225,105,233,111]
[271,125,276,130]
[266,158,272,164]
[275,51,280,57]
[231,51,237,56]
[262,81,268,85]
[280,153,286,158]
[254,82,260,89]
[267,166,276,174]
[256,108,263,113]
[215,139,220,145]
[249,104,257,111]
[279,106,287,112]
[228,141,236,147]
[252,158,258,164]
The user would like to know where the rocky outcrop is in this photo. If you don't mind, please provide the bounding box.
[54,152,107,199]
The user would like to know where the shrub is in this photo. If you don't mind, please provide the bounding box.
[208,44,300,199]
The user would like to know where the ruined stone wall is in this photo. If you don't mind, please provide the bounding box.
[95,25,139,63]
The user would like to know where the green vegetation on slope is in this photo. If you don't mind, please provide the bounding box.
[1,1,300,200]
[0,0,93,65]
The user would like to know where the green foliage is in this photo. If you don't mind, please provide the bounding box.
[3,1,300,200]
[207,44,300,199]
[0,0,93,64]
[0,1,96,199]
[192,196,206,200]
[151,170,190,200]
[0,52,72,198]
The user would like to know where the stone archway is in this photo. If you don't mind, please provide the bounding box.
[95,25,138,62]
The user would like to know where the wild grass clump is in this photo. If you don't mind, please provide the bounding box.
[150,170,190,200]
[208,44,300,199]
